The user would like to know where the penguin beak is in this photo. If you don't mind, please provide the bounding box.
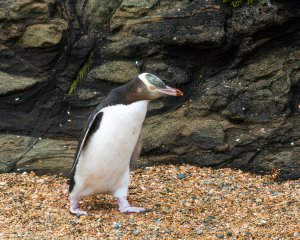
[157,86,183,96]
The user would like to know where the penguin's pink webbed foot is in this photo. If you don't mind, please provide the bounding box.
[120,206,146,213]
[70,207,89,216]
[117,197,146,213]
[69,197,89,216]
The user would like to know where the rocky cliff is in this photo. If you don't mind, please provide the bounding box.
[0,0,299,180]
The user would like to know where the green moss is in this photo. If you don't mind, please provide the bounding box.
[67,52,93,96]
[223,0,257,8]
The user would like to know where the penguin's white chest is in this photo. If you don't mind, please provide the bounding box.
[74,100,148,196]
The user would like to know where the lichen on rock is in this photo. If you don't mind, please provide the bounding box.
[18,18,68,48]
[87,60,138,83]
[0,71,38,95]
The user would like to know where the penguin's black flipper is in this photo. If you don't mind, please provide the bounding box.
[69,110,104,192]
[130,134,142,169]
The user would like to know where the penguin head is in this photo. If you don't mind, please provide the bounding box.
[138,73,183,100]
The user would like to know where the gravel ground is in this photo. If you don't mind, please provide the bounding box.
[0,164,299,240]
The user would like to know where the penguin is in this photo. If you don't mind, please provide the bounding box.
[69,73,183,215]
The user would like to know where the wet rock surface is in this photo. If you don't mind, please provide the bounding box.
[0,0,299,180]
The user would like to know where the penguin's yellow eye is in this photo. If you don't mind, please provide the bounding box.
[149,85,156,91]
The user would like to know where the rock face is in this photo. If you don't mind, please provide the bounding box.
[0,0,299,180]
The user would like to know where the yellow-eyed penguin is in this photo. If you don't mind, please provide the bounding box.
[69,73,183,215]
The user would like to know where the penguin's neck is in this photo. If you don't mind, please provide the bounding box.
[108,79,148,105]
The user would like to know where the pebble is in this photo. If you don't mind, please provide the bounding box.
[263,182,274,185]
[0,181,7,186]
[204,216,216,223]
[216,234,225,239]
[132,229,140,235]
[177,173,186,179]
[204,179,212,184]
[114,222,122,229]
[186,188,193,194]
[271,191,280,196]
